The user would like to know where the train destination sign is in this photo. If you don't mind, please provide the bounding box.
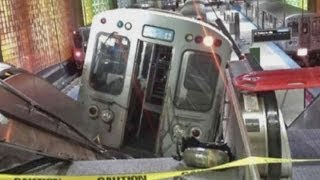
[252,28,291,43]
[142,25,175,42]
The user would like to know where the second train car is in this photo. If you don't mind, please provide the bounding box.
[242,0,320,66]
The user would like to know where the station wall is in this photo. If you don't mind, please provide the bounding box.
[81,0,117,25]
[0,0,74,73]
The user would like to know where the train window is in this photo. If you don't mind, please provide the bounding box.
[312,21,317,35]
[302,23,309,34]
[288,22,299,37]
[174,51,220,112]
[265,12,268,21]
[73,32,83,48]
[90,33,130,95]
[318,20,320,35]
[273,18,277,29]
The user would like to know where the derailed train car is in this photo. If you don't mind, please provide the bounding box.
[79,8,232,155]
[0,8,292,179]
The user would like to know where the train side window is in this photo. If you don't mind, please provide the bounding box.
[301,18,309,34]
[302,23,309,34]
[90,33,130,95]
[312,20,317,35]
[318,20,320,35]
[273,18,277,29]
[73,32,83,48]
[174,51,220,112]
[288,21,299,37]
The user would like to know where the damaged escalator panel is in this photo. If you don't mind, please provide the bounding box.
[0,116,96,161]
[228,58,283,179]
[0,70,104,170]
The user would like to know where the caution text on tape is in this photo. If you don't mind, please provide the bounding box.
[1,156,320,180]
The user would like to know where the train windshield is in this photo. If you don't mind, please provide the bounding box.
[174,51,219,112]
[90,33,130,95]
[288,22,299,37]
[73,32,83,48]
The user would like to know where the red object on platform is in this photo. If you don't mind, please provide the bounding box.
[234,67,320,92]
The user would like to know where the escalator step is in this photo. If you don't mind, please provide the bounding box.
[288,129,320,158]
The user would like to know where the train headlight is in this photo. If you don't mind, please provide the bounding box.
[101,109,115,124]
[203,36,214,47]
[88,105,99,119]
[125,22,132,30]
[195,36,203,44]
[185,34,194,42]
[190,127,202,139]
[74,51,82,58]
[297,48,308,57]
[100,18,107,24]
[117,21,124,28]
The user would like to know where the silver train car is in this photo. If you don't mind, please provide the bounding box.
[79,8,232,156]
[130,0,179,10]
[242,0,320,66]
[179,0,208,21]
[0,9,292,179]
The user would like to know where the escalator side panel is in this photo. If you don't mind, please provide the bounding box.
[4,73,100,139]
[0,118,96,162]
[289,94,320,129]
[247,54,283,178]
[0,143,40,172]
[262,92,282,179]
[0,80,92,146]
[228,60,283,179]
[224,69,261,180]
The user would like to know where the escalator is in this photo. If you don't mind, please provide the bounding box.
[288,95,320,179]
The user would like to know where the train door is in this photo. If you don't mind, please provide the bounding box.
[300,16,311,51]
[83,32,133,148]
[124,40,172,152]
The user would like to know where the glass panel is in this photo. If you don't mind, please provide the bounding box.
[174,51,220,112]
[90,33,130,95]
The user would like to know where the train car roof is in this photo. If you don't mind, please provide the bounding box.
[259,1,313,19]
[147,8,183,16]
[94,8,227,39]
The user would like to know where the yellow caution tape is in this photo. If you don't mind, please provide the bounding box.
[1,156,320,180]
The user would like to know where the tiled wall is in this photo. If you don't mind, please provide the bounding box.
[117,0,134,8]
[0,0,73,73]
[82,0,115,25]
[286,0,308,10]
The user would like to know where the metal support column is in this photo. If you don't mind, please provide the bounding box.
[234,12,240,41]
